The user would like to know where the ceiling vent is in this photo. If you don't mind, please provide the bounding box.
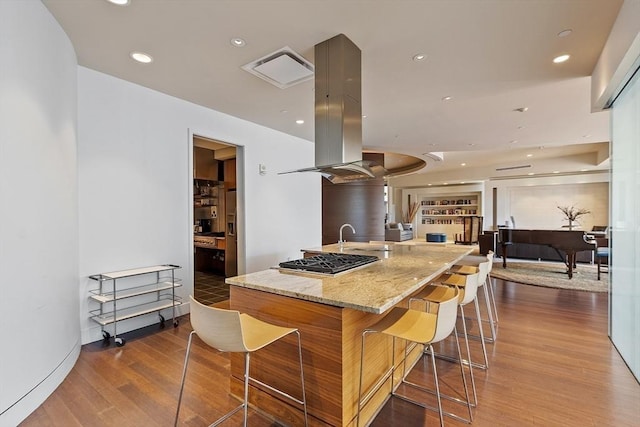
[242,46,314,89]
[495,164,531,171]
[423,152,444,162]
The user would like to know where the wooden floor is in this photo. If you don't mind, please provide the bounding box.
[21,279,640,427]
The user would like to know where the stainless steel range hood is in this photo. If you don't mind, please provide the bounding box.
[280,34,387,183]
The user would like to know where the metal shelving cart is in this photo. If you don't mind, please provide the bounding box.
[89,264,182,346]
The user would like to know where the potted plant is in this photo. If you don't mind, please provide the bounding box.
[557,205,591,230]
[402,201,419,231]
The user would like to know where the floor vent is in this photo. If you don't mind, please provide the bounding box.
[242,46,314,89]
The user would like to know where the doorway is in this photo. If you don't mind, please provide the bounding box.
[192,135,238,306]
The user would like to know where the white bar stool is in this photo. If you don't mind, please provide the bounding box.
[175,296,308,427]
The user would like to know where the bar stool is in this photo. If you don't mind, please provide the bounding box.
[357,286,471,427]
[450,254,498,343]
[411,272,483,405]
[175,296,308,427]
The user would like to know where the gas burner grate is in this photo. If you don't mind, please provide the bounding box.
[279,253,379,274]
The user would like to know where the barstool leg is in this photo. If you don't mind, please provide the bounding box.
[174,331,195,427]
[243,353,250,427]
[357,332,369,427]
[453,326,473,422]
[459,305,477,406]
[487,274,499,323]
[294,331,309,427]
[474,297,489,369]
[429,343,445,427]
[482,282,497,342]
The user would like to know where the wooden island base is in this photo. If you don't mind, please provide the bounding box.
[229,286,426,427]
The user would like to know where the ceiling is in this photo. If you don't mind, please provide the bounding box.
[42,0,623,177]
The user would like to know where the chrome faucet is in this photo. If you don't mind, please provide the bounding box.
[338,223,356,246]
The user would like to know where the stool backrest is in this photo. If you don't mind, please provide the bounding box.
[189,296,248,353]
[432,286,461,343]
[460,272,480,306]
[476,261,490,286]
[486,251,494,273]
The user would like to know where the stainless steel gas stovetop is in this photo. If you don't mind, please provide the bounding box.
[279,253,379,275]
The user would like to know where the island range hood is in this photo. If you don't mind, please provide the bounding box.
[280,34,387,183]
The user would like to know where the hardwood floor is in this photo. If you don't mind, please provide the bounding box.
[21,279,639,427]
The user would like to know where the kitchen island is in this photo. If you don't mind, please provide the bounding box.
[226,242,473,426]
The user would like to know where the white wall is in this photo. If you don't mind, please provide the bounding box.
[0,1,80,425]
[483,172,609,230]
[501,181,608,230]
[78,67,321,344]
[591,0,640,110]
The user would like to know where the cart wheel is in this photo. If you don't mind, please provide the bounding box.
[173,320,179,328]
[102,331,111,342]
[159,314,166,328]
[115,337,125,347]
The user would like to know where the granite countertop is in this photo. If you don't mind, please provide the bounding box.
[226,242,474,314]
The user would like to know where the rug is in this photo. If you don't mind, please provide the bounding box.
[491,260,608,293]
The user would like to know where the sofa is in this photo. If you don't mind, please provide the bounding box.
[384,223,414,242]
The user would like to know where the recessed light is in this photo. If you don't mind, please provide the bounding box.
[510,140,518,144]
[468,143,476,147]
[295,119,304,124]
[413,53,426,61]
[528,173,535,176]
[230,38,246,47]
[106,0,129,5]
[517,126,525,130]
[460,182,466,184]
[558,29,573,38]
[427,184,432,186]
[362,115,367,118]
[461,163,466,166]
[130,51,153,63]
[526,154,533,158]
[442,96,452,101]
[553,171,560,174]
[280,109,288,113]
[443,182,449,185]
[514,107,528,113]
[553,54,570,63]
[581,169,588,172]
[583,134,591,138]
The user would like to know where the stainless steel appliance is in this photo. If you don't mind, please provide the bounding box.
[225,190,237,277]
[279,253,378,275]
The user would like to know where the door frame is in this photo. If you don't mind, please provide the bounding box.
[187,129,245,291]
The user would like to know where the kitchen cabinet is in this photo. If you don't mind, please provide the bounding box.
[194,179,223,233]
[224,158,236,190]
[194,146,221,180]
[194,246,225,275]
[88,265,181,346]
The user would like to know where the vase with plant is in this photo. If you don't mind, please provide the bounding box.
[557,205,591,230]
[402,201,419,231]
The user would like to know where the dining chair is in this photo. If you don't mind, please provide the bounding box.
[175,296,308,427]
[357,286,471,427]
